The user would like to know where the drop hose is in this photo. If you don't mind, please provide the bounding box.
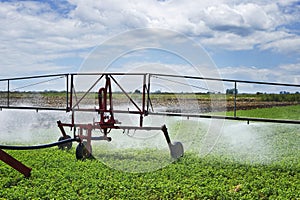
[0,138,80,150]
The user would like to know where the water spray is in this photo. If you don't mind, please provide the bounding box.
[0,72,299,176]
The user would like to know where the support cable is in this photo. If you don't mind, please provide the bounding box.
[11,76,64,91]
[152,75,219,93]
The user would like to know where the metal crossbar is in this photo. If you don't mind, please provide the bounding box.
[0,72,299,124]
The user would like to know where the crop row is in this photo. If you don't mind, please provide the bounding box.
[1,149,299,199]
[1,121,299,199]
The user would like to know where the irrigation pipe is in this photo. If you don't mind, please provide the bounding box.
[0,138,79,150]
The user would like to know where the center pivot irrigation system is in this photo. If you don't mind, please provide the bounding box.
[0,72,299,177]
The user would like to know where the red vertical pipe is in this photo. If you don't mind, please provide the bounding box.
[57,120,67,138]
[104,75,108,112]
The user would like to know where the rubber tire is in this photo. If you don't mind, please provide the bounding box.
[76,142,92,160]
[58,135,72,150]
[76,143,84,160]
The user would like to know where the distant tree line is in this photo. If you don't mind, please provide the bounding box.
[226,88,238,94]
[257,93,300,102]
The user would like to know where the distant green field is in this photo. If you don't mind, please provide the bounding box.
[1,91,300,102]
[226,104,300,120]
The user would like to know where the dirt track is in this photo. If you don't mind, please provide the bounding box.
[0,95,298,113]
[150,98,298,113]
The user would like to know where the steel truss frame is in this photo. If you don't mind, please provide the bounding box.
[0,72,299,176]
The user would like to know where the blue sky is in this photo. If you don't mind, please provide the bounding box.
[0,0,299,92]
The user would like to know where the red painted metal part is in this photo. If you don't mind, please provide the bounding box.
[97,75,116,139]
[57,120,68,138]
[55,73,184,159]
[2,72,299,174]
[0,149,32,177]
[57,74,158,147]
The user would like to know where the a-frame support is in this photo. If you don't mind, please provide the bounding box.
[0,149,31,177]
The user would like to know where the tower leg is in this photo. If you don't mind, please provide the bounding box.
[161,125,184,159]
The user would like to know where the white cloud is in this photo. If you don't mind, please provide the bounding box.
[279,63,300,72]
[260,36,300,54]
[204,4,245,31]
[219,65,300,89]
[0,0,299,79]
[235,3,274,30]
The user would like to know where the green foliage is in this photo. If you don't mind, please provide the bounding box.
[226,88,238,94]
[225,93,300,102]
[227,105,300,120]
[1,127,299,200]
[0,103,299,199]
[258,93,300,102]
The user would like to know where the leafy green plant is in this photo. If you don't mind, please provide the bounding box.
[1,126,299,200]
[227,105,300,120]
[0,105,299,199]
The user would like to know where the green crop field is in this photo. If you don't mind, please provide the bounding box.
[0,105,299,199]
[227,104,300,120]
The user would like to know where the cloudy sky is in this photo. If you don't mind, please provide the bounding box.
[0,0,299,91]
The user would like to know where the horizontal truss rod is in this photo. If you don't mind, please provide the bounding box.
[149,112,300,125]
[76,125,163,131]
[150,73,300,87]
[0,73,68,82]
[0,107,144,115]
[0,106,67,112]
[0,73,149,82]
[1,73,299,126]
[1,106,299,125]
[1,72,299,87]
